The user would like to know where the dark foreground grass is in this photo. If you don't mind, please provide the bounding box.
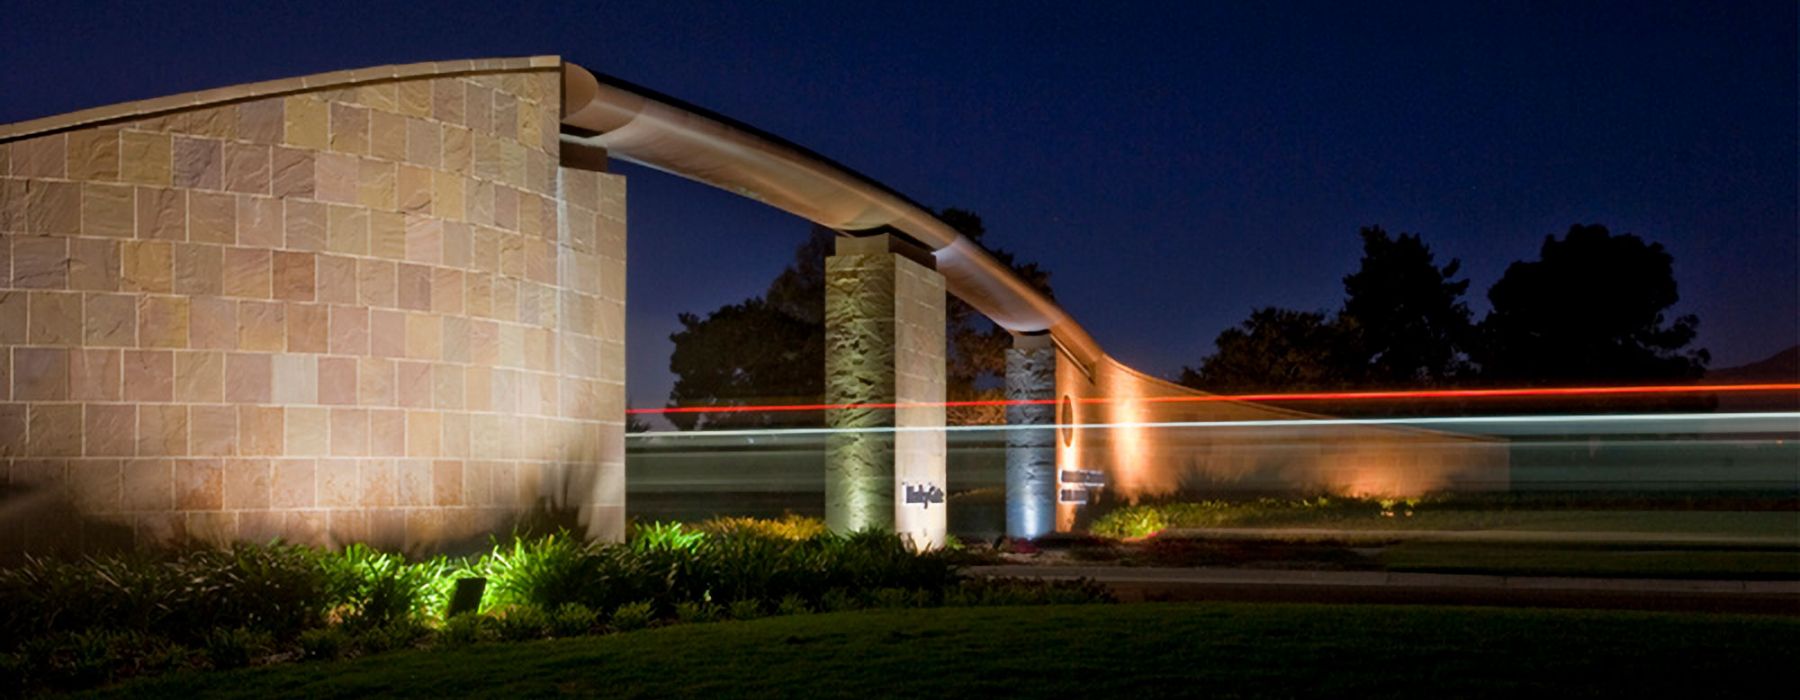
[93,603,1798,699]
[1381,542,1800,579]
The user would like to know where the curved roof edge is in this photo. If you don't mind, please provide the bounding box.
[0,56,563,143]
[560,62,1106,370]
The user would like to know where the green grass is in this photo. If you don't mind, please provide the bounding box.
[93,603,1798,699]
[1380,542,1800,579]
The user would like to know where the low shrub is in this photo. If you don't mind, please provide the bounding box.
[727,599,765,620]
[610,601,655,632]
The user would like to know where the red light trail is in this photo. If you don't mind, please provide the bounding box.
[626,382,1800,415]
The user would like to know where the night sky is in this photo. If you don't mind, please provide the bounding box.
[4,1,1794,408]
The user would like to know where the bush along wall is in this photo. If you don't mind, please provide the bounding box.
[0,518,1111,695]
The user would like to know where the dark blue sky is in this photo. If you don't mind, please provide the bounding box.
[4,1,1794,407]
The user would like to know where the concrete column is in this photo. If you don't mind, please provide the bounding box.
[1005,333,1058,539]
[824,234,947,548]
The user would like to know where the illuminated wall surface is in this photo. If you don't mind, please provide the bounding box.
[824,235,947,548]
[0,58,627,549]
[1055,356,1508,530]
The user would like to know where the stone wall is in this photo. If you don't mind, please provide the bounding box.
[0,58,626,550]
[823,235,946,547]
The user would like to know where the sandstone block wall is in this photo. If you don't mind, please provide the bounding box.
[0,58,626,550]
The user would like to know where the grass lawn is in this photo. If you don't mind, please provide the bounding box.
[1194,509,1799,538]
[93,603,1798,699]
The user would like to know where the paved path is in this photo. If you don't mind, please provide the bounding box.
[967,564,1800,615]
[1160,527,1798,547]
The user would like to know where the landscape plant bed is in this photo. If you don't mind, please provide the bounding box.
[0,518,1108,697]
[90,603,1800,699]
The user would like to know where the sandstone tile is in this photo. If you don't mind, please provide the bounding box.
[317,356,357,405]
[357,159,396,211]
[285,408,328,457]
[136,295,188,347]
[466,84,494,133]
[0,289,23,346]
[433,363,464,410]
[175,458,223,509]
[236,98,284,145]
[74,183,133,240]
[405,411,441,458]
[313,152,358,204]
[164,107,237,140]
[173,242,223,295]
[397,164,432,214]
[135,187,185,240]
[27,404,82,456]
[237,407,283,458]
[357,356,395,406]
[188,296,236,350]
[69,459,122,510]
[14,347,69,400]
[443,126,472,175]
[224,352,272,403]
[122,350,173,402]
[26,180,80,235]
[470,224,498,272]
[327,304,369,355]
[70,349,121,401]
[396,263,431,311]
[318,460,360,509]
[27,291,81,344]
[223,143,270,194]
[493,185,518,231]
[283,96,329,150]
[369,211,405,260]
[172,136,222,190]
[430,459,462,505]
[286,303,328,353]
[85,405,136,456]
[123,459,174,511]
[432,173,466,224]
[314,254,357,304]
[370,409,405,457]
[234,195,283,249]
[397,360,432,408]
[272,250,315,301]
[187,191,236,244]
[326,204,369,255]
[270,147,314,198]
[492,277,518,323]
[433,79,466,125]
[190,404,238,457]
[236,300,285,351]
[357,259,396,308]
[13,134,66,178]
[493,97,518,142]
[361,83,399,111]
[358,457,395,507]
[270,458,315,507]
[83,289,136,345]
[119,131,174,186]
[329,408,368,456]
[398,80,433,118]
[284,199,326,251]
[222,247,271,298]
[136,405,186,456]
[329,103,370,155]
[370,308,408,359]
[405,119,441,168]
[175,350,224,403]
[396,458,431,505]
[404,311,440,360]
[69,239,121,296]
[369,110,408,161]
[0,406,28,457]
[439,412,469,459]
[464,366,491,411]
[271,353,318,405]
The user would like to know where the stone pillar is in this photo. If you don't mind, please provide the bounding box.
[1005,333,1058,539]
[824,234,947,548]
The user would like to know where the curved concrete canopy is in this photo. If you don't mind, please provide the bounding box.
[560,63,1106,372]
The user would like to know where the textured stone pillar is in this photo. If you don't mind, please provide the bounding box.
[824,234,946,548]
[1005,333,1058,539]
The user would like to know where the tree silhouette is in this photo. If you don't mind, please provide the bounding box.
[1178,308,1356,392]
[1341,226,1473,385]
[1474,224,1708,383]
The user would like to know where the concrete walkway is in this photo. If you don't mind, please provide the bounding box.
[1160,527,1799,547]
[967,564,1800,615]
